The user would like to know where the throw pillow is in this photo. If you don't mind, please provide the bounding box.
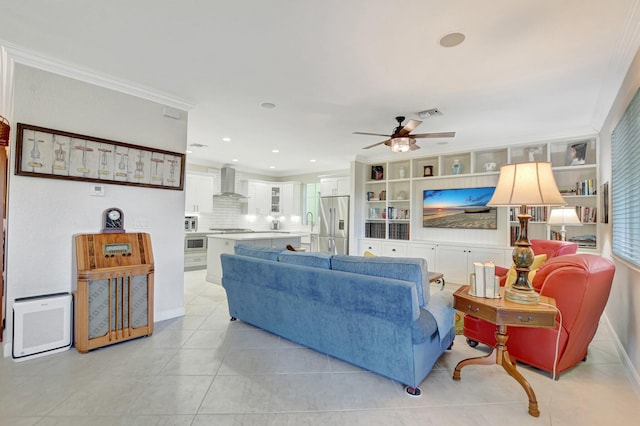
[505,254,547,287]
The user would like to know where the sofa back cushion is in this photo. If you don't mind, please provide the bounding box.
[234,244,283,261]
[331,255,429,306]
[277,251,332,269]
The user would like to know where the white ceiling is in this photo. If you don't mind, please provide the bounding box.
[1,1,640,176]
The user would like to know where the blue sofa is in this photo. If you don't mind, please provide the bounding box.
[220,245,455,395]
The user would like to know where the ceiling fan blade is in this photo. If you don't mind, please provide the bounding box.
[396,119,422,136]
[362,140,389,149]
[353,131,392,137]
[412,131,456,138]
[410,143,421,151]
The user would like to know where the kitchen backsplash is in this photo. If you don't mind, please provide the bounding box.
[195,197,304,232]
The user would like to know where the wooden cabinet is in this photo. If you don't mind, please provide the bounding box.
[185,172,214,213]
[74,233,154,353]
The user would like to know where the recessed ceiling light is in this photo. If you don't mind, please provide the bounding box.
[261,102,276,109]
[310,159,316,163]
[436,141,449,145]
[232,158,239,162]
[439,32,466,48]
[269,165,276,169]
[222,137,231,142]
[186,150,193,154]
[272,149,279,153]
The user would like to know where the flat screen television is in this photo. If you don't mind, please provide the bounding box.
[423,187,497,229]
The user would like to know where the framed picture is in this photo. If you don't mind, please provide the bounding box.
[566,142,587,166]
[422,187,497,229]
[15,123,184,190]
[371,165,384,180]
[423,165,434,177]
[601,181,609,224]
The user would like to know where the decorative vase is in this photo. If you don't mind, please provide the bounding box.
[452,159,462,175]
[398,166,406,179]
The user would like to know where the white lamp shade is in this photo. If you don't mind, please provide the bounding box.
[488,162,566,206]
[548,207,582,225]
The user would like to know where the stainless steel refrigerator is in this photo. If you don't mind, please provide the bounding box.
[318,195,350,255]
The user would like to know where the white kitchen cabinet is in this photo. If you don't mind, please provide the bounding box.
[436,245,507,285]
[185,172,214,213]
[248,181,302,216]
[247,181,270,215]
[269,184,282,214]
[280,182,302,216]
[321,177,349,196]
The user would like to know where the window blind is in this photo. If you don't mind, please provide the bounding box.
[611,88,640,266]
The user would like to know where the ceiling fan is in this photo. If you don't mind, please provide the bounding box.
[354,116,455,152]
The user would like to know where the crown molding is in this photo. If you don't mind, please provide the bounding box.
[1,39,195,111]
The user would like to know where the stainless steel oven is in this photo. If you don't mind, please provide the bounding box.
[185,233,207,252]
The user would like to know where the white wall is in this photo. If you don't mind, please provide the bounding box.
[2,65,187,352]
[598,46,640,391]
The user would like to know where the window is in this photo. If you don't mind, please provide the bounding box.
[611,88,640,266]
[304,183,320,226]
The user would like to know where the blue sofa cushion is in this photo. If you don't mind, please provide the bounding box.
[278,251,332,269]
[331,255,429,306]
[234,244,283,261]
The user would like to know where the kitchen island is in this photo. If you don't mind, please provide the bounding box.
[206,233,302,284]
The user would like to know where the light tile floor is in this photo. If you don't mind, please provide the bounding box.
[1,270,639,425]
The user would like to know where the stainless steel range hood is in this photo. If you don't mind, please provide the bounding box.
[213,166,247,199]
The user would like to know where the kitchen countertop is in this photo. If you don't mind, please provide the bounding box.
[207,232,303,241]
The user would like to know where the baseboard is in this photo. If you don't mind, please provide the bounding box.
[602,313,640,398]
[154,306,185,323]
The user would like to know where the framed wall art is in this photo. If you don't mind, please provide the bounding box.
[15,123,185,190]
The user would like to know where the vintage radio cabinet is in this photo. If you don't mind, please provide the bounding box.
[74,232,154,353]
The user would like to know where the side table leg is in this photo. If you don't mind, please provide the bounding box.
[501,349,540,417]
[495,326,540,418]
[452,346,497,380]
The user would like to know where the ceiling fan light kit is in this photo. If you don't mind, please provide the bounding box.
[354,116,455,152]
[391,137,412,153]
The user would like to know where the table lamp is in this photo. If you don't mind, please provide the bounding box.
[547,207,582,241]
[488,162,566,304]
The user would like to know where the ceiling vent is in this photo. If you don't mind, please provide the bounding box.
[417,108,443,119]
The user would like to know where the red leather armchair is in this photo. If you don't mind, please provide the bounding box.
[494,239,579,286]
[463,254,615,378]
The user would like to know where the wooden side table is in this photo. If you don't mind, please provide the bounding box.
[452,285,556,417]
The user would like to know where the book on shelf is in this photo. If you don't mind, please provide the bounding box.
[388,223,410,240]
[568,234,597,248]
[575,179,596,196]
